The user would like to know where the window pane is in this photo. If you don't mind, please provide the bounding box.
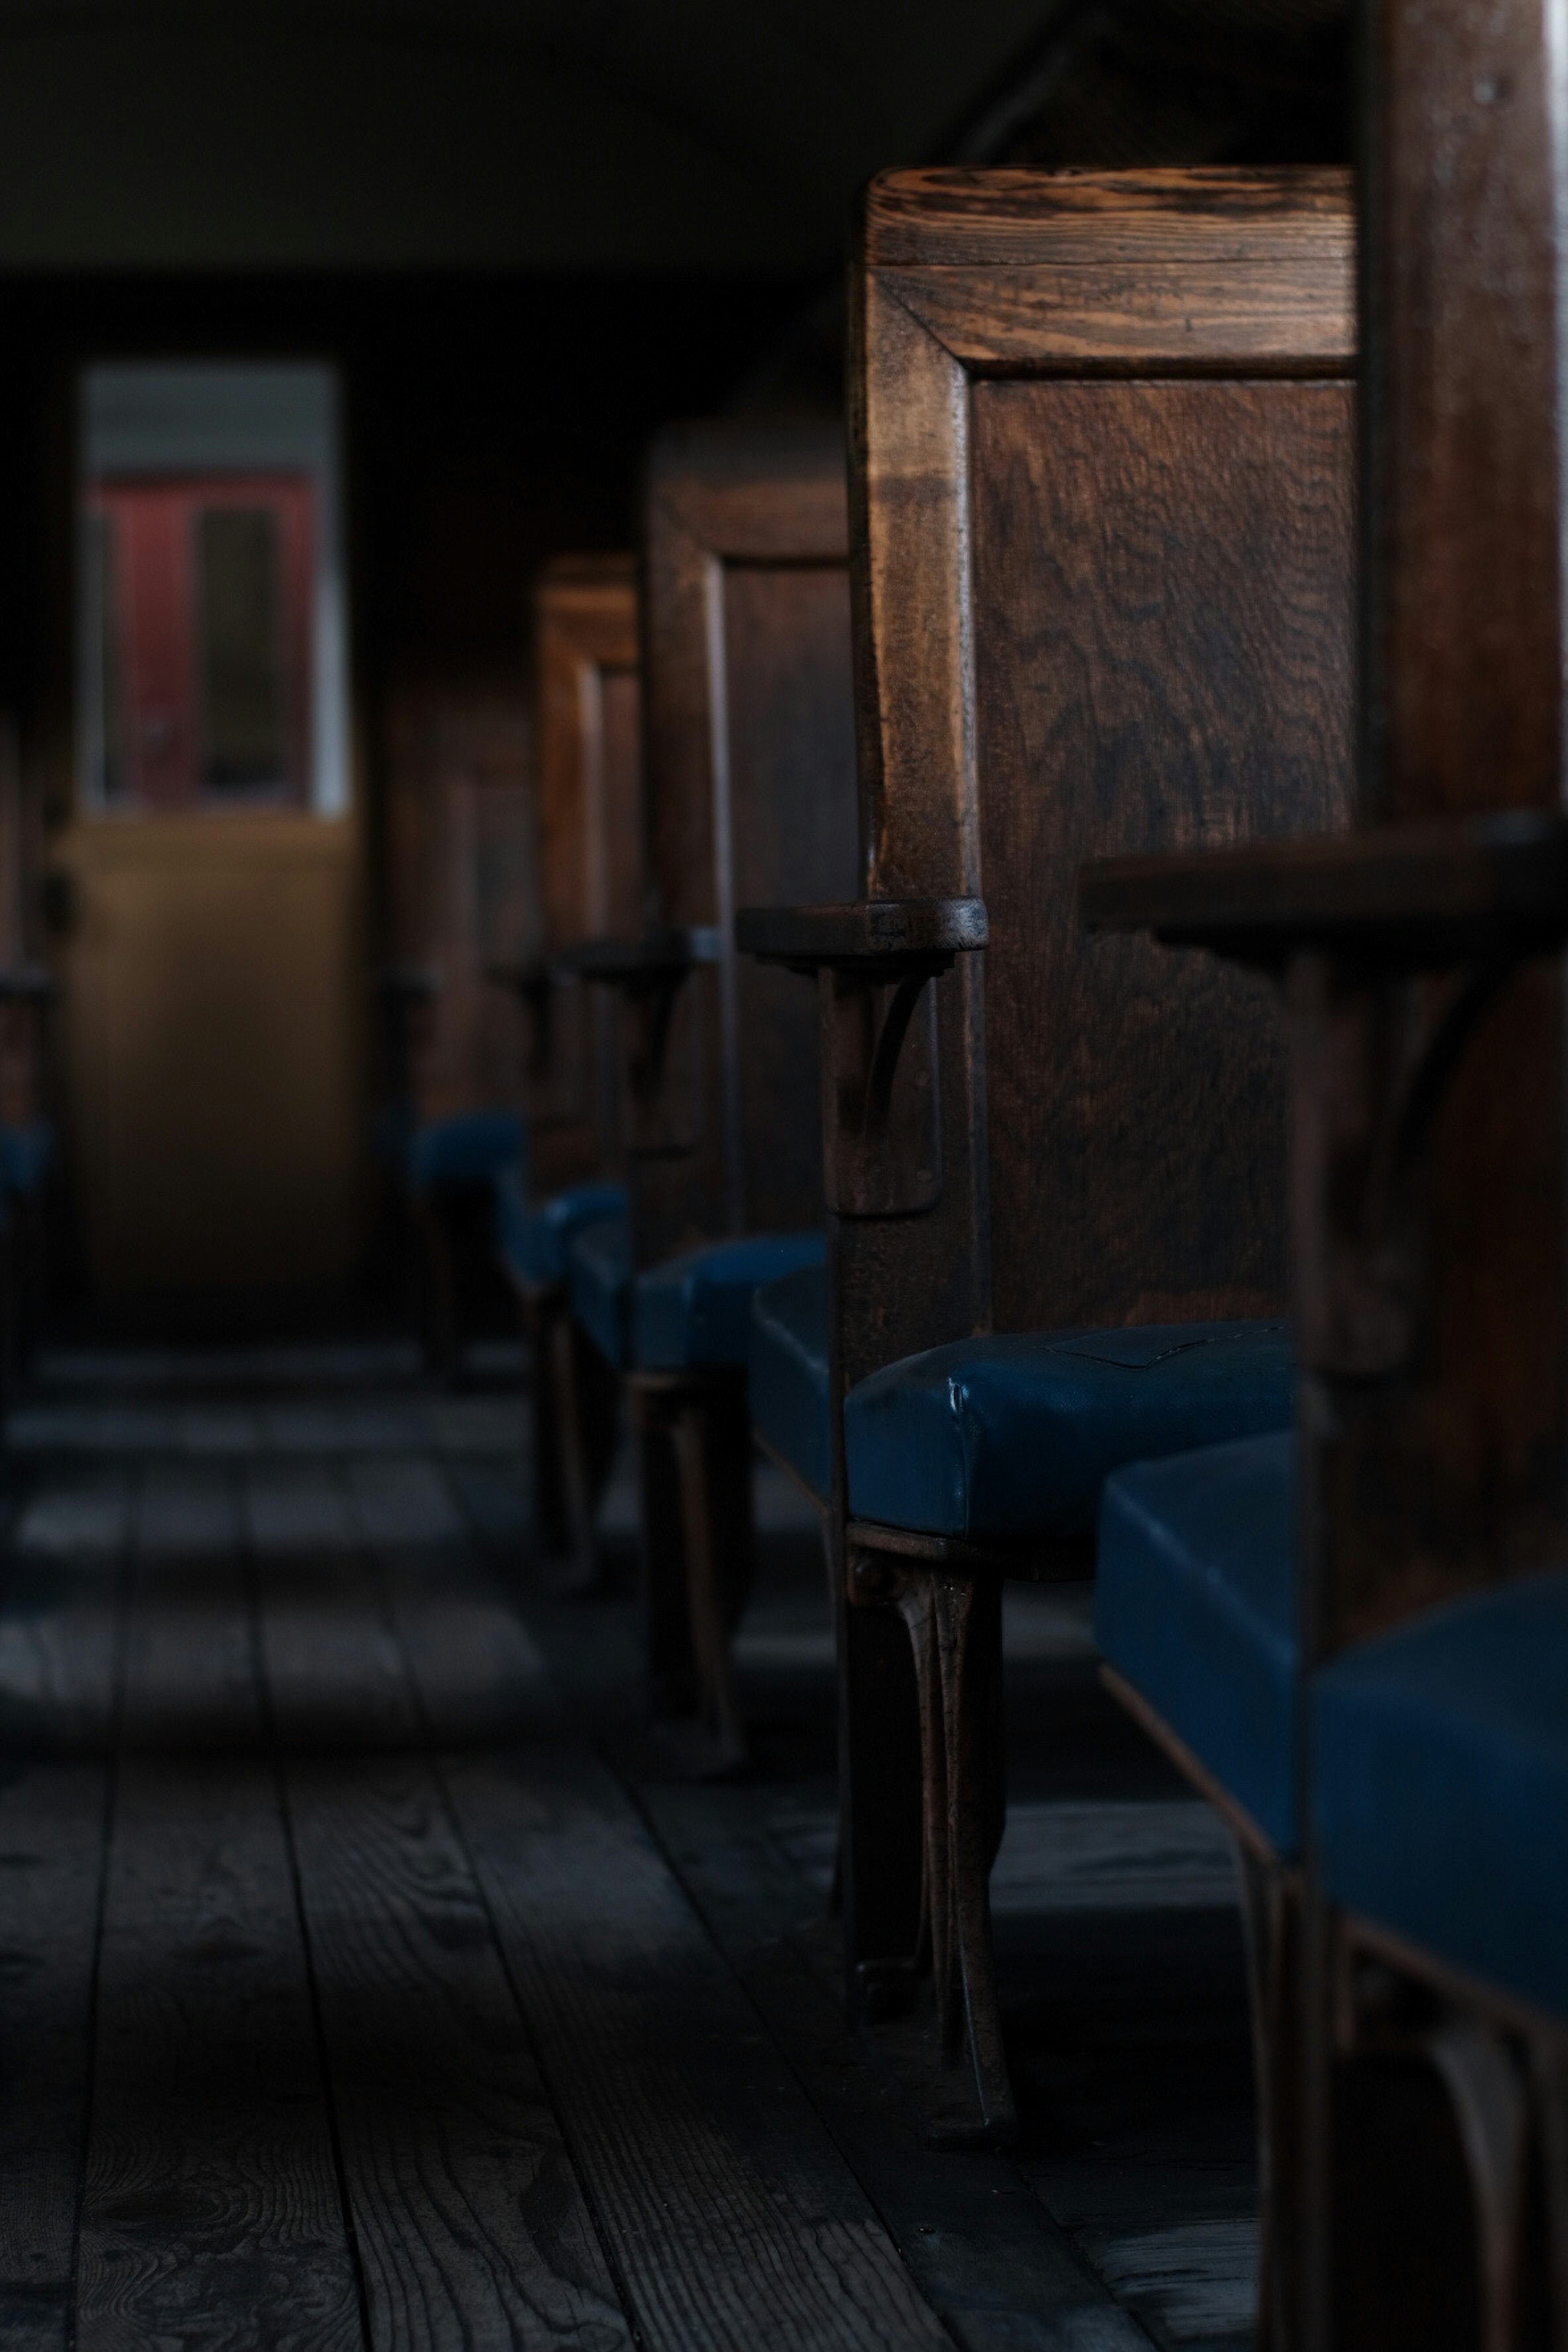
[196,505,286,792]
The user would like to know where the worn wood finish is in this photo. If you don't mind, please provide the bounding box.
[287,1755,633,2352]
[828,170,1356,2131]
[0,1762,110,2352]
[527,553,644,1192]
[1309,4,1568,2345]
[592,424,858,1748]
[0,1340,1292,2349]
[1082,15,1568,2343]
[635,421,858,1265]
[383,686,538,1127]
[76,1753,364,2352]
[445,1741,953,2352]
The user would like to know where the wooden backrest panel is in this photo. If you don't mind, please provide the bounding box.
[975,376,1353,1330]
[530,553,642,1192]
[383,684,536,1123]
[639,424,857,1258]
[1312,0,1568,1646]
[844,169,1355,1383]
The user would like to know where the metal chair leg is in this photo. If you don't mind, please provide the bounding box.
[933,1567,1015,2143]
[673,1397,748,1766]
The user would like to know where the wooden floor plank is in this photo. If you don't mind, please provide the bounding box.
[76,1753,363,2352]
[122,1468,261,1751]
[0,1473,129,1748]
[286,1752,632,2352]
[639,1780,1152,2352]
[0,1760,110,2352]
[349,1461,557,1746]
[444,1743,952,2352]
[244,1465,420,1750]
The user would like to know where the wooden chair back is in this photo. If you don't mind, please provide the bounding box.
[527,553,643,1195]
[636,421,858,1266]
[842,169,1358,1396]
[1321,0,1568,1649]
[383,683,537,1122]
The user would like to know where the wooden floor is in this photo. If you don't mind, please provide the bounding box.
[0,1342,1257,2352]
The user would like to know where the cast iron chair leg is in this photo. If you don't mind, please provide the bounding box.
[1528,2040,1568,2345]
[417,1196,460,1381]
[1426,2017,1532,2352]
[635,1385,697,1717]
[551,1310,600,1586]
[933,1567,1015,2143]
[673,1395,748,1765]
[524,1287,570,1556]
[839,1537,926,2019]
[894,1569,949,2004]
[1234,1844,1300,2352]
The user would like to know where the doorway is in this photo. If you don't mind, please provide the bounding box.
[57,361,363,1303]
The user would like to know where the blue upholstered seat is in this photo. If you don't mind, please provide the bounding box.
[568,1216,633,1369]
[407,1109,525,1191]
[844,1320,1294,1542]
[635,1232,824,1372]
[749,1264,830,1498]
[0,1120,53,1199]
[1097,1432,1299,1852]
[1314,1570,1568,2021]
[494,1165,628,1289]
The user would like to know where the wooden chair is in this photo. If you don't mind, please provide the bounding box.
[570,421,858,1760]
[739,167,1356,2143]
[380,685,532,1373]
[1083,2,1568,2341]
[490,555,643,1569]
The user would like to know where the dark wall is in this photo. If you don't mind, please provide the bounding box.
[0,270,805,728]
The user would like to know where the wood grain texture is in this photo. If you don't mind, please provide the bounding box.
[0,1473,129,1749]
[76,1754,361,2352]
[122,1467,261,1751]
[530,553,643,1192]
[445,1743,952,2352]
[245,1461,422,1751]
[384,686,537,1125]
[837,165,1356,1978]
[864,167,1354,267]
[347,1456,557,1744]
[1304,0,1568,1650]
[637,1781,1150,2352]
[635,421,857,1261]
[287,1753,631,2352]
[0,1762,110,2352]
[972,377,1354,1330]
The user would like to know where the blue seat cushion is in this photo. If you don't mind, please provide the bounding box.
[1097,1432,1299,1853]
[568,1215,633,1369]
[1314,1570,1568,2021]
[0,1120,53,1199]
[749,1265,829,1499]
[635,1232,825,1372]
[844,1320,1294,1541]
[408,1110,525,1191]
[495,1166,628,1288]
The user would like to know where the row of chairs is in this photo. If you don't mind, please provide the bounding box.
[493,62,1564,2352]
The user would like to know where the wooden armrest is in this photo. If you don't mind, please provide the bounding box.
[560,927,722,987]
[0,963,54,1003]
[735,898,987,976]
[1079,814,1568,971]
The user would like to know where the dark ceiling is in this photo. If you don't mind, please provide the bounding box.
[0,0,1349,275]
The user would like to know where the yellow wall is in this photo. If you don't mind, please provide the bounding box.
[52,811,366,1298]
